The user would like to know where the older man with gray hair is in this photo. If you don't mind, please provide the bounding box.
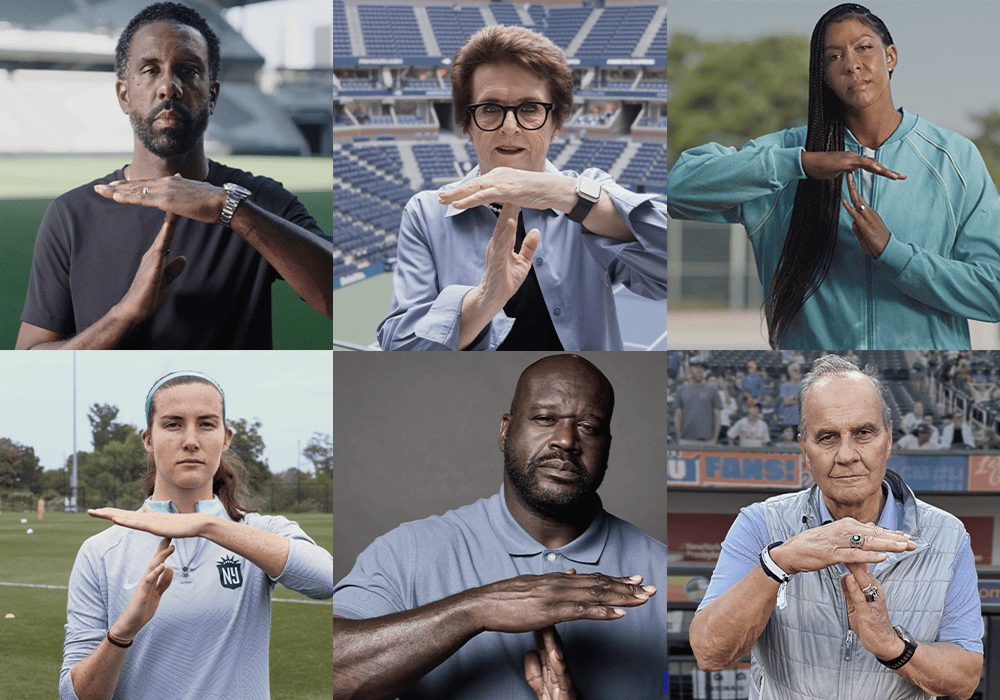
[689,355,983,700]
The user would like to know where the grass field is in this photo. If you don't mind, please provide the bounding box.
[0,509,332,699]
[0,155,333,350]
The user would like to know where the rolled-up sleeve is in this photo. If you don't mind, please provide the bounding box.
[578,170,667,299]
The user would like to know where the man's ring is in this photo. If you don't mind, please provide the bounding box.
[142,187,149,196]
[859,204,866,211]
[850,534,864,548]
[863,584,879,602]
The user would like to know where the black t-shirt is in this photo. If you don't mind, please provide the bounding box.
[20,160,326,349]
[496,209,563,351]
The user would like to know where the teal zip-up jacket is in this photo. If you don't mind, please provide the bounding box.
[668,109,1000,349]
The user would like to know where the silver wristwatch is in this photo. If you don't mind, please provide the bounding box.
[218,183,251,227]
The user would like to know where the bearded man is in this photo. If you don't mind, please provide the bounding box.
[17,2,332,349]
[331,354,668,699]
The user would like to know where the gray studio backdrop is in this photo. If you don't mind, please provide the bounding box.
[331,352,668,581]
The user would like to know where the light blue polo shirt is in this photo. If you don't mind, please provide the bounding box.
[60,497,334,700]
[332,485,668,699]
[698,481,983,653]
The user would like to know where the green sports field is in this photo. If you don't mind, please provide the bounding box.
[0,509,333,699]
[0,155,333,350]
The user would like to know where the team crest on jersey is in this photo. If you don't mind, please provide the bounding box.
[216,555,243,589]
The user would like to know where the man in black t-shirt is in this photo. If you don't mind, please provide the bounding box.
[16,2,332,349]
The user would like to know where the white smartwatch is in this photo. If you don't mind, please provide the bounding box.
[567,175,602,223]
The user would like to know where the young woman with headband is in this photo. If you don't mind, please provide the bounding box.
[668,3,1000,349]
[60,371,333,700]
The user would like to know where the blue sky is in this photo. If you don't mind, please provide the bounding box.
[0,351,333,474]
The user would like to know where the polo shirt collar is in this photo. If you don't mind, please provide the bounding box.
[488,484,610,564]
[816,480,898,530]
[143,495,228,519]
[442,159,562,219]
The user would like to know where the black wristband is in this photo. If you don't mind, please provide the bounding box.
[878,626,918,670]
[106,630,134,648]
[759,541,791,583]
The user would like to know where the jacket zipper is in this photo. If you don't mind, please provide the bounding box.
[865,145,878,348]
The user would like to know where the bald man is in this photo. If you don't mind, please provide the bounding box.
[331,354,668,700]
[690,355,982,700]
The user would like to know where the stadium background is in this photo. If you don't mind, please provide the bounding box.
[328,0,667,349]
[667,349,1000,699]
[0,0,334,349]
[667,0,1000,350]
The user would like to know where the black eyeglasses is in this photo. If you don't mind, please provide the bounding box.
[466,102,554,131]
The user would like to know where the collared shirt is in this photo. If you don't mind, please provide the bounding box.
[376,161,667,350]
[331,486,669,699]
[698,482,983,653]
[60,496,334,700]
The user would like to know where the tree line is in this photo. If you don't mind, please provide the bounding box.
[0,403,333,513]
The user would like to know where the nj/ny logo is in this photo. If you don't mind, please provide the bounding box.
[217,555,243,589]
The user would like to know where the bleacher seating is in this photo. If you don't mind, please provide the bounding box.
[357,5,426,57]
[563,138,626,173]
[413,143,461,187]
[620,142,667,187]
[575,5,656,57]
[544,7,591,49]
[426,6,487,58]
[332,0,352,58]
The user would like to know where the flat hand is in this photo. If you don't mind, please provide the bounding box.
[475,202,539,307]
[89,505,210,539]
[842,171,892,258]
[800,151,906,181]
[840,562,904,660]
[475,570,654,634]
[770,517,915,575]
[95,173,227,223]
[439,167,570,212]
[525,625,580,700]
[111,537,175,640]
[118,211,187,323]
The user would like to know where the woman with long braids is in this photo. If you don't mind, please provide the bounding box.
[668,3,1000,349]
[60,371,333,700]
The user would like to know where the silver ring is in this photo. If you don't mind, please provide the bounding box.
[850,534,864,549]
[142,187,149,196]
[859,204,866,211]
[863,584,879,602]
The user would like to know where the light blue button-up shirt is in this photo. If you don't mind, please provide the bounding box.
[332,485,669,698]
[377,162,667,350]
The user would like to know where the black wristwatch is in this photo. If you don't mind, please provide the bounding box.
[567,175,602,223]
[878,625,918,670]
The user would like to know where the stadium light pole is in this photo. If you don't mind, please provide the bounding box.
[71,351,78,513]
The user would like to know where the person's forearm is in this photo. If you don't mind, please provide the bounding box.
[889,642,982,699]
[674,409,683,443]
[689,566,781,671]
[20,305,137,350]
[231,201,334,319]
[713,411,722,443]
[332,590,483,700]
[550,177,632,241]
[458,285,504,350]
[200,518,289,579]
[69,615,145,700]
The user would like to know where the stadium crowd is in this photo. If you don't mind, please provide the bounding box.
[668,350,1000,450]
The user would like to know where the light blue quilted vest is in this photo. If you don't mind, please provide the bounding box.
[751,471,965,700]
